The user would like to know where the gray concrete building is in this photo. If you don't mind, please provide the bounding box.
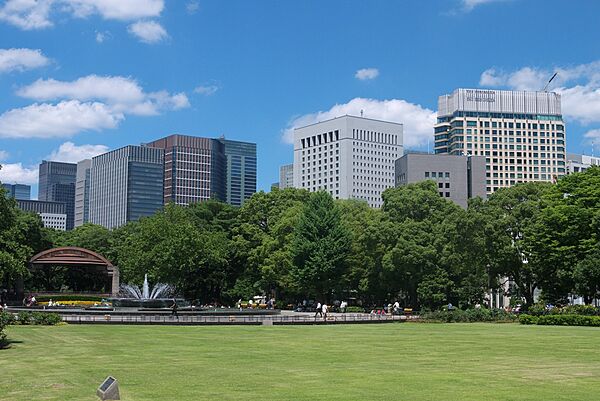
[395,152,487,208]
[89,145,164,229]
[74,159,91,227]
[17,199,67,230]
[278,163,293,189]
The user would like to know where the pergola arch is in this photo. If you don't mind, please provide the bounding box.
[29,247,120,295]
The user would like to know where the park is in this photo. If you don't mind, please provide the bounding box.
[3,323,600,401]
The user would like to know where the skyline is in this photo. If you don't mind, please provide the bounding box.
[1,0,600,198]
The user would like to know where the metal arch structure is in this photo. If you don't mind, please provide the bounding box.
[29,247,120,295]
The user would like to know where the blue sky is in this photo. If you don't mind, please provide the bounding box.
[1,0,600,197]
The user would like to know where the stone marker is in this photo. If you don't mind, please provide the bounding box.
[97,376,120,400]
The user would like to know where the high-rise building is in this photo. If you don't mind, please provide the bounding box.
[1,183,31,200]
[17,199,67,230]
[145,135,226,205]
[279,164,294,189]
[89,145,164,229]
[38,161,77,230]
[74,159,91,227]
[293,115,403,208]
[220,139,257,206]
[566,153,600,174]
[395,152,487,208]
[146,135,257,207]
[435,89,566,194]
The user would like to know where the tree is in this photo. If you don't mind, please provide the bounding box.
[573,247,600,305]
[291,191,351,301]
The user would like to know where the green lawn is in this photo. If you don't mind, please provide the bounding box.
[2,323,600,401]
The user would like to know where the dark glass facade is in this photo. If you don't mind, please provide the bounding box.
[38,161,77,230]
[220,139,257,206]
[2,183,31,200]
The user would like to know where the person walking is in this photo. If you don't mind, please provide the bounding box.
[171,299,179,320]
[322,303,328,321]
[315,302,322,318]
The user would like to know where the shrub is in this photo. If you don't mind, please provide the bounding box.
[518,314,539,325]
[16,311,62,326]
[0,312,14,348]
[420,308,517,323]
[561,305,600,316]
[536,314,600,327]
[345,306,365,313]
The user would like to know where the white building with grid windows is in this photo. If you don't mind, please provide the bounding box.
[435,89,567,194]
[293,115,403,208]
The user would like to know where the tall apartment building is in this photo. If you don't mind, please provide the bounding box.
[279,164,294,189]
[567,153,600,174]
[146,134,257,207]
[17,199,67,230]
[74,159,91,227]
[293,115,403,208]
[89,145,164,229]
[221,139,257,206]
[38,161,77,230]
[435,89,566,194]
[395,152,487,208]
[146,135,226,205]
[1,183,31,200]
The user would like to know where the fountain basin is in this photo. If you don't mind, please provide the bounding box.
[108,298,187,308]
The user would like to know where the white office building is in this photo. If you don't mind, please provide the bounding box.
[40,213,67,231]
[435,89,567,194]
[567,153,600,174]
[279,164,294,189]
[293,115,403,208]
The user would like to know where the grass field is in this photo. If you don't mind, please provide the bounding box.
[2,323,600,401]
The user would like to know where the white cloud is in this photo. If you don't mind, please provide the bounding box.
[0,100,122,139]
[95,31,106,43]
[0,0,164,30]
[479,61,600,125]
[282,97,436,148]
[186,1,199,14]
[0,150,8,161]
[64,0,164,21]
[127,20,168,44]
[0,162,38,184]
[194,85,218,96]
[461,0,507,12]
[17,74,189,115]
[355,68,379,81]
[0,48,50,73]
[583,129,600,144]
[46,141,108,162]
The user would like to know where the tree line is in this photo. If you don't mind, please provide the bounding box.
[1,166,598,309]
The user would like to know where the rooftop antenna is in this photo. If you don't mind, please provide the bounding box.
[360,109,364,118]
[542,72,558,92]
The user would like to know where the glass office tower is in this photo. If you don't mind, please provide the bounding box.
[220,139,257,206]
[38,161,77,230]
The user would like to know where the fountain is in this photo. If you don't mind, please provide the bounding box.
[110,274,181,308]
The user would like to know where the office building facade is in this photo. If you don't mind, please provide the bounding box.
[145,135,226,205]
[567,153,600,174]
[89,145,164,229]
[293,115,403,208]
[2,183,31,200]
[17,199,67,230]
[220,139,257,206]
[74,159,92,227]
[435,89,566,194]
[395,152,487,208]
[38,161,77,230]
[279,164,294,189]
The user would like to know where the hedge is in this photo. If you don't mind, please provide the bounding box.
[420,308,517,323]
[519,314,600,327]
[14,311,63,326]
[35,295,105,302]
[0,312,14,348]
[526,304,600,316]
